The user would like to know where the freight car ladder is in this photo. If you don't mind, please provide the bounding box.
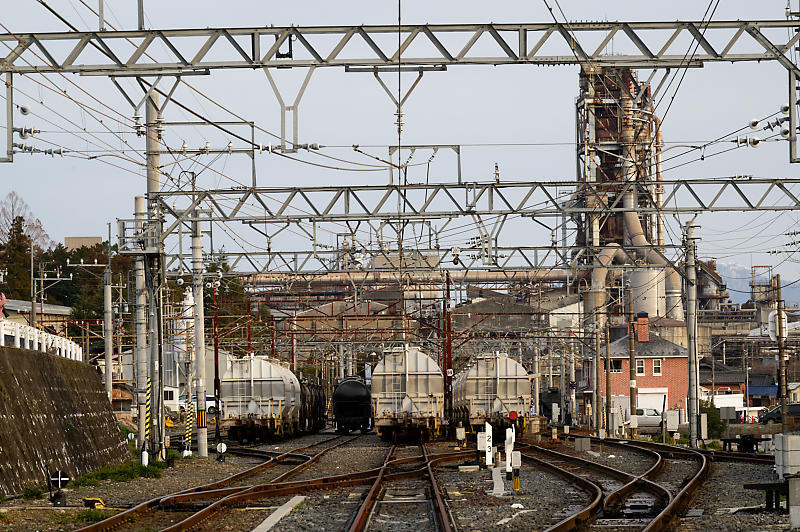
[390,350,405,415]
[481,353,499,417]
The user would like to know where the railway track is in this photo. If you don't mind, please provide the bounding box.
[348,441,466,532]
[79,432,472,532]
[78,434,354,532]
[520,442,670,531]
[516,436,709,531]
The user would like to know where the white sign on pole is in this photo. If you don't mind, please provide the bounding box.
[485,422,493,466]
[505,428,514,474]
[666,410,679,432]
[511,450,522,468]
[769,310,788,342]
[477,432,487,452]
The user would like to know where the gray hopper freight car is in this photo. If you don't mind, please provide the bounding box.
[371,345,444,439]
[453,351,531,432]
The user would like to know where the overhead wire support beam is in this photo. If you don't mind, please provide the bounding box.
[152,177,800,228]
[3,20,800,75]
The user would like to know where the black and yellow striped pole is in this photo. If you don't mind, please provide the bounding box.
[184,403,194,454]
[197,407,207,432]
[145,378,151,444]
[142,377,151,465]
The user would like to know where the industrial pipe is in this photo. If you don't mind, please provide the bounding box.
[622,197,683,321]
[620,74,682,321]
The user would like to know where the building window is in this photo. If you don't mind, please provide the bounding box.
[164,390,174,401]
[653,359,662,376]
[636,359,645,376]
[610,360,622,373]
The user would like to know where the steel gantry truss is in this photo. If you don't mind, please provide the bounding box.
[5,19,800,160]
[111,176,800,276]
[3,20,800,74]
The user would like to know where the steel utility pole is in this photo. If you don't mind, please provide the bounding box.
[103,221,114,401]
[778,274,788,433]
[534,342,540,418]
[29,249,35,328]
[685,221,699,448]
[605,321,611,433]
[103,264,113,400]
[213,282,221,444]
[628,288,637,439]
[145,90,165,459]
[134,196,148,457]
[444,272,453,422]
[560,345,566,423]
[569,341,576,423]
[192,213,208,458]
[593,316,601,430]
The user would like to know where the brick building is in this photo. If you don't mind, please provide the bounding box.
[597,332,689,421]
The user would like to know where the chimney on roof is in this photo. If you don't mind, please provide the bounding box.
[635,312,649,342]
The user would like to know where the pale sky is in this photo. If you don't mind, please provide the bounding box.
[3,1,800,292]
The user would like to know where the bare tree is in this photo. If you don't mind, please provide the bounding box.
[0,191,54,250]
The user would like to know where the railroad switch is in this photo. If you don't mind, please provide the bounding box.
[83,497,106,509]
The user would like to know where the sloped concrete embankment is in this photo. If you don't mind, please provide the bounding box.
[0,346,128,496]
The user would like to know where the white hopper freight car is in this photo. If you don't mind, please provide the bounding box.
[453,351,531,431]
[371,345,444,439]
[221,355,301,440]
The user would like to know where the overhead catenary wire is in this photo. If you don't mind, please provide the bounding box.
[12,2,796,287]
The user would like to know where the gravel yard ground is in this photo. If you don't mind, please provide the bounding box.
[1,432,783,532]
[294,434,391,480]
[0,431,344,532]
[533,438,657,476]
[191,496,293,532]
[435,459,590,531]
[650,457,699,495]
[273,486,370,531]
[0,453,253,531]
[681,461,789,531]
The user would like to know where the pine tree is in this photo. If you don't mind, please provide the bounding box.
[0,216,32,300]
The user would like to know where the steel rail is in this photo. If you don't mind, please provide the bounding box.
[160,434,360,531]
[518,450,603,532]
[519,441,672,516]
[159,435,359,508]
[641,445,708,532]
[591,437,711,530]
[422,443,453,532]
[347,444,397,532]
[519,435,712,530]
[612,438,774,465]
[77,434,346,532]
[170,448,473,531]
[593,439,710,530]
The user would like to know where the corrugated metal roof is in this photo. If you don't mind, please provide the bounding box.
[3,299,72,316]
[748,385,777,397]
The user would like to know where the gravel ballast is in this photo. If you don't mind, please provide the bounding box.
[680,461,789,531]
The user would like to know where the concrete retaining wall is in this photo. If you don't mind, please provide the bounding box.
[0,346,128,496]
